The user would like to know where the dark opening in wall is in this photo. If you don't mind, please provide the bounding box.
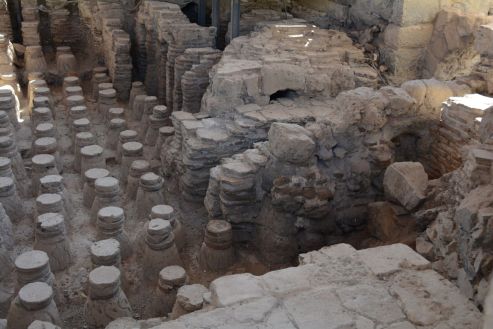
[270,89,299,101]
[182,2,198,23]
[391,132,438,179]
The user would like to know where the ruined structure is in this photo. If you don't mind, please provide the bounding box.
[0,0,493,328]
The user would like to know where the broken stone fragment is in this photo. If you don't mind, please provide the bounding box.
[383,162,428,211]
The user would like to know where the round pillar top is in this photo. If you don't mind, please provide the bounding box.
[159,265,187,287]
[19,282,53,309]
[15,250,49,271]
[150,205,174,220]
[80,144,103,156]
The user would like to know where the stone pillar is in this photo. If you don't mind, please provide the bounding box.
[65,86,83,98]
[80,145,105,176]
[0,157,20,196]
[0,90,17,129]
[6,282,60,329]
[68,105,87,122]
[139,96,158,139]
[96,207,131,259]
[128,82,145,115]
[24,46,47,76]
[90,239,121,268]
[155,126,174,160]
[32,108,53,129]
[33,214,71,272]
[199,220,234,271]
[147,265,187,318]
[71,118,91,150]
[144,105,169,146]
[105,119,126,150]
[170,284,208,319]
[14,250,55,288]
[56,54,78,77]
[31,155,58,197]
[73,132,96,173]
[39,175,73,218]
[98,88,117,122]
[120,142,143,187]
[108,108,124,121]
[82,168,110,209]
[135,172,165,220]
[0,177,23,222]
[150,205,184,251]
[84,266,132,329]
[132,94,147,121]
[65,95,85,116]
[0,203,13,251]
[35,194,65,221]
[33,138,62,173]
[143,219,183,280]
[116,130,138,164]
[125,160,150,201]
[0,136,26,182]
[91,72,111,101]
[34,123,56,139]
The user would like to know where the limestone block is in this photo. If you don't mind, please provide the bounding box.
[401,80,427,105]
[267,123,315,164]
[210,273,267,307]
[261,63,306,96]
[357,243,430,278]
[391,0,441,26]
[475,23,493,56]
[384,24,434,49]
[384,162,428,210]
[380,47,424,81]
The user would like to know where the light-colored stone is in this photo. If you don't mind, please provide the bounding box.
[383,162,428,211]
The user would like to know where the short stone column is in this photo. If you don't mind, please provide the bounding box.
[65,95,85,114]
[98,88,117,121]
[0,177,24,222]
[33,213,71,272]
[32,87,53,112]
[144,105,169,146]
[90,239,121,268]
[170,284,208,320]
[33,97,50,111]
[143,219,183,280]
[105,119,126,150]
[33,138,62,173]
[129,81,145,115]
[199,220,235,272]
[132,94,147,121]
[0,136,27,182]
[34,123,56,139]
[150,205,185,251]
[0,91,18,129]
[35,194,65,220]
[83,168,110,209]
[120,142,143,187]
[80,145,105,176]
[125,160,150,200]
[62,76,79,93]
[32,107,53,128]
[39,175,73,218]
[0,111,14,139]
[139,96,158,139]
[84,266,132,329]
[0,157,20,194]
[108,108,124,121]
[56,53,77,76]
[96,207,131,259]
[152,266,188,317]
[91,177,121,221]
[73,132,96,173]
[64,86,83,98]
[14,250,55,289]
[0,203,13,251]
[135,172,165,220]
[32,155,58,196]
[71,118,91,150]
[68,105,87,122]
[6,282,61,329]
[116,130,138,164]
[91,73,111,101]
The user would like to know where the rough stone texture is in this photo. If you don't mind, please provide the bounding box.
[383,162,429,211]
[116,243,481,329]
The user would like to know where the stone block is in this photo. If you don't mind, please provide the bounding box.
[380,47,424,81]
[210,273,267,307]
[267,123,315,164]
[391,0,441,26]
[383,162,428,211]
[357,243,430,278]
[384,24,434,49]
[475,23,493,56]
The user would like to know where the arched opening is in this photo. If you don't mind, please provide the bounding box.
[269,89,299,102]
[181,2,198,23]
